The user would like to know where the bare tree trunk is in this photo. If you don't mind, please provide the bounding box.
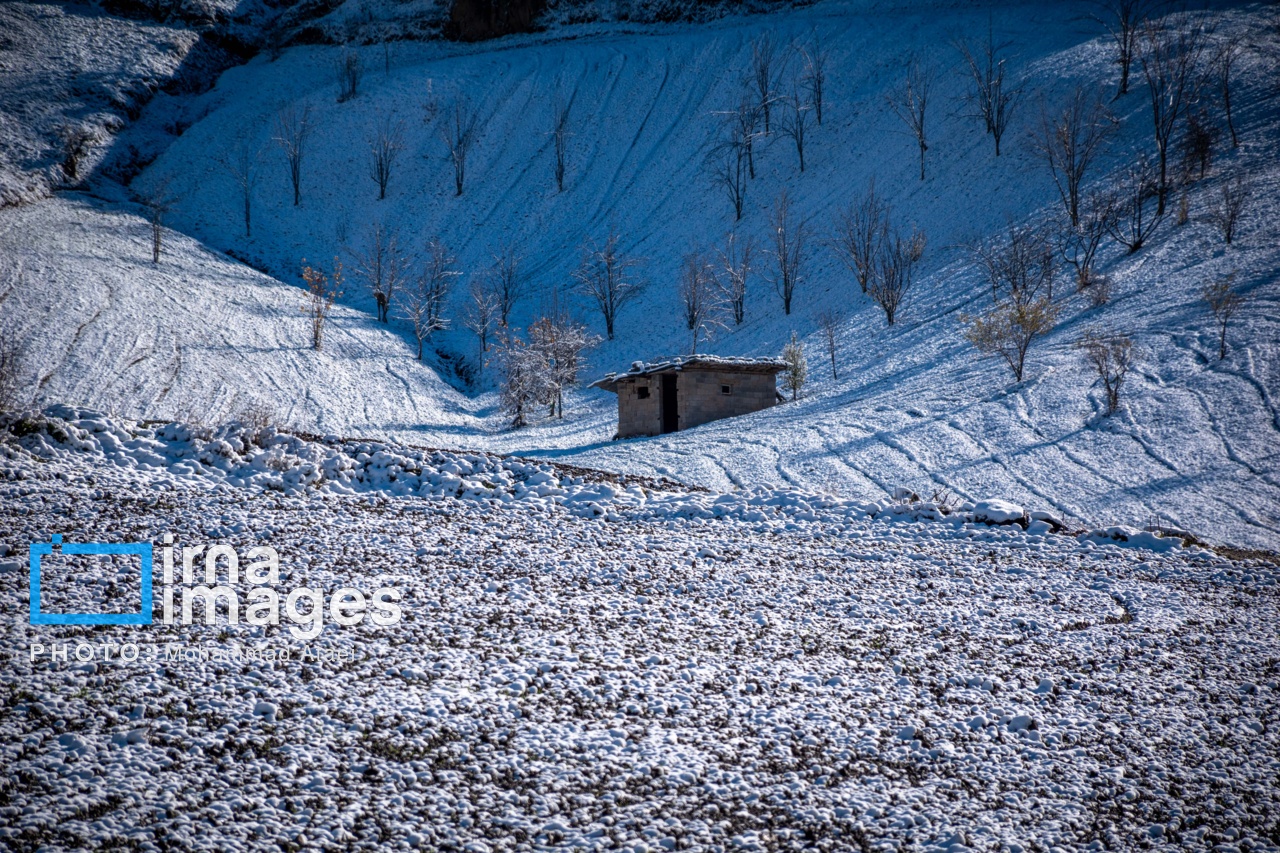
[368,116,404,200]
[1033,88,1116,228]
[1095,0,1152,97]
[799,30,827,125]
[888,59,934,181]
[1139,16,1207,216]
[441,97,478,197]
[769,191,806,315]
[274,105,311,207]
[552,96,570,192]
[572,232,643,340]
[751,34,780,135]
[833,178,889,294]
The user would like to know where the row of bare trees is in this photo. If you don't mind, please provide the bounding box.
[831,181,926,326]
[221,86,579,236]
[709,32,828,220]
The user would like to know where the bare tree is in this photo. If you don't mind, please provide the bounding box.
[1211,35,1242,148]
[1093,0,1153,97]
[718,231,754,325]
[732,92,762,179]
[769,190,806,315]
[335,48,361,103]
[869,224,925,326]
[780,331,807,401]
[887,58,935,181]
[1139,16,1208,215]
[424,239,459,341]
[678,252,728,354]
[441,97,479,197]
[273,104,311,207]
[962,295,1058,383]
[778,89,814,172]
[1059,190,1116,289]
[1181,108,1217,183]
[368,116,404,200]
[462,275,500,362]
[494,330,548,428]
[488,245,524,327]
[751,33,783,134]
[832,178,890,293]
[301,258,343,351]
[815,309,843,379]
[399,241,457,360]
[955,22,1020,156]
[708,124,749,221]
[572,231,644,340]
[138,182,176,264]
[528,312,600,419]
[351,222,409,323]
[972,222,1057,304]
[1033,87,1115,227]
[1106,154,1163,253]
[551,95,571,192]
[1076,328,1134,416]
[798,30,827,125]
[1205,172,1251,245]
[217,133,263,237]
[1202,274,1243,360]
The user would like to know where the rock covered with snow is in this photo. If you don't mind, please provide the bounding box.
[972,499,1027,527]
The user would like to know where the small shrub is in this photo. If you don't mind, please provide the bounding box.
[780,331,807,401]
[1076,328,1135,416]
[1087,275,1112,308]
[335,49,361,103]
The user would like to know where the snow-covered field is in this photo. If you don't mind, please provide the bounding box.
[2,410,1278,851]
[5,0,1280,548]
[6,1,1280,848]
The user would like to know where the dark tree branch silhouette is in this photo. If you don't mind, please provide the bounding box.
[887,58,935,180]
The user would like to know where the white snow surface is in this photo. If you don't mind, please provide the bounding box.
[0,1,202,206]
[2,0,1278,552]
[2,410,1278,850]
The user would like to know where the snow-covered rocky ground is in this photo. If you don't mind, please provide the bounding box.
[2,410,1278,851]
[3,0,1278,549]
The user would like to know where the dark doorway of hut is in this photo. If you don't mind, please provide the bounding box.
[661,374,679,434]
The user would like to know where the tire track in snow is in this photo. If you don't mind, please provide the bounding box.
[1186,387,1280,488]
[809,422,903,502]
[591,52,670,226]
[699,449,743,490]
[872,429,969,502]
[932,417,1082,521]
[38,280,110,391]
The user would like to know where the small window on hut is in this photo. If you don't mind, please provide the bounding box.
[721,384,732,395]
[636,386,650,399]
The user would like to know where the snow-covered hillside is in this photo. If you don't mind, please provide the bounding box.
[3,0,1279,548]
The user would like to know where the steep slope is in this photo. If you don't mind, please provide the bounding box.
[0,195,482,432]
[5,0,1279,547]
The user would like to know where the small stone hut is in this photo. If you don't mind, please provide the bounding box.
[590,355,786,439]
